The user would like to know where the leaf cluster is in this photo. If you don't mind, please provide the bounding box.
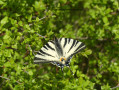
[0,0,119,89]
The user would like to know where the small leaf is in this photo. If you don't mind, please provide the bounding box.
[103,17,109,25]
[4,62,11,67]
[82,49,92,58]
[85,49,92,55]
[1,16,8,26]
[0,1,4,4]
[3,34,10,40]
[28,70,33,75]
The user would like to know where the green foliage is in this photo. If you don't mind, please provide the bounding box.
[0,0,119,89]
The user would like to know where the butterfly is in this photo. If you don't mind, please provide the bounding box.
[34,37,86,73]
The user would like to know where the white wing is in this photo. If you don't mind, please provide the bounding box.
[34,41,59,64]
[59,38,86,58]
[34,38,86,64]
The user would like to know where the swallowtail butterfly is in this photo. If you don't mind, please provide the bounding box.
[34,37,86,73]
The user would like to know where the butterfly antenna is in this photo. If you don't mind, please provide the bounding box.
[61,67,65,78]
[61,67,63,73]
[68,66,74,75]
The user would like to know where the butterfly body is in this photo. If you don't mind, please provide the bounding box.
[34,37,86,71]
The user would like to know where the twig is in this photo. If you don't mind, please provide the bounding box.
[77,37,107,41]
[36,33,46,38]
[111,85,119,89]
[77,37,119,42]
[77,37,88,40]
[39,16,47,21]
[29,16,47,26]
[0,76,10,80]
[34,51,39,53]
[0,76,21,84]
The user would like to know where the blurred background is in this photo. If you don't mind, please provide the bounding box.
[0,0,119,89]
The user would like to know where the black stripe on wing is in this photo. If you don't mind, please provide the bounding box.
[59,38,62,42]
[34,57,47,60]
[77,45,86,52]
[72,45,86,56]
[45,42,55,51]
[34,57,50,64]
[39,49,55,57]
[54,37,63,56]
[43,45,48,50]
[75,43,85,52]
[68,39,76,53]
[63,38,67,48]
[68,38,71,44]
[37,52,44,56]
[67,43,86,58]
[74,41,79,46]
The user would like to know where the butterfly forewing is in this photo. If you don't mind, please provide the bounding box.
[34,41,59,64]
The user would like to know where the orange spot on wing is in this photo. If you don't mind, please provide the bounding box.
[60,57,66,61]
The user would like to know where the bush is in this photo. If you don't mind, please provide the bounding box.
[0,0,119,89]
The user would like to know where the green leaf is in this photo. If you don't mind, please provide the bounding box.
[85,49,92,55]
[28,70,33,76]
[18,21,23,26]
[0,1,4,5]
[103,17,109,25]
[34,1,46,11]
[82,49,92,58]
[3,34,10,40]
[4,62,11,67]
[1,16,8,26]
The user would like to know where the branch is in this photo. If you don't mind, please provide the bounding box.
[29,16,47,26]
[0,76,10,80]
[0,76,21,84]
[77,37,118,42]
[36,33,46,38]
[111,84,119,89]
